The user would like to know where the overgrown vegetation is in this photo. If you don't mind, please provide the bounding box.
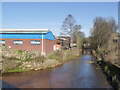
[48,49,80,63]
[1,45,80,73]
[90,17,120,90]
[90,17,119,65]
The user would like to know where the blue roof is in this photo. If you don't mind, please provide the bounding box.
[0,31,55,40]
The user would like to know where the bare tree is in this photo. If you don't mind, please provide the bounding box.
[73,25,82,49]
[91,17,117,50]
[61,14,76,47]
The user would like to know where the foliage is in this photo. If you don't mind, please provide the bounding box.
[90,17,117,50]
[2,44,80,73]
[73,25,85,50]
[15,50,23,54]
[90,17,119,66]
[48,50,79,63]
[48,51,62,62]
[7,67,29,73]
[3,56,22,72]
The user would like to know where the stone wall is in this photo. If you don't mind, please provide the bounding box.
[98,60,120,90]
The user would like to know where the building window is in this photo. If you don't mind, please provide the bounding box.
[0,40,5,44]
[31,40,41,45]
[14,40,23,45]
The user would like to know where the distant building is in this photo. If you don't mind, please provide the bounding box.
[56,36,71,49]
[53,44,61,51]
[0,29,56,55]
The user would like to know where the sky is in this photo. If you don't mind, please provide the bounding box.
[2,2,118,37]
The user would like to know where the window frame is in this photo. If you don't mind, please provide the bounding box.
[13,40,23,45]
[31,40,41,45]
[0,40,6,44]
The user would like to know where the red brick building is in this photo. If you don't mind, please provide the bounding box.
[0,29,56,55]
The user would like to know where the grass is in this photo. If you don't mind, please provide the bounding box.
[48,53,61,61]
[2,55,20,61]
[3,49,81,73]
[7,68,29,73]
[48,50,80,63]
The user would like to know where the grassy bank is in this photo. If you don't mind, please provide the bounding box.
[1,45,81,73]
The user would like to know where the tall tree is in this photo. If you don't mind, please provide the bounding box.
[91,17,117,50]
[73,25,83,49]
[61,14,76,46]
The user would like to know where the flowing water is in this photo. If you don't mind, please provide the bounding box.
[1,54,113,88]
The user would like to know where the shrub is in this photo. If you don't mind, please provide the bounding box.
[48,51,62,62]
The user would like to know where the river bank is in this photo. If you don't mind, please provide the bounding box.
[3,55,80,74]
[98,60,120,90]
[1,45,81,73]
[92,50,120,90]
[2,54,112,88]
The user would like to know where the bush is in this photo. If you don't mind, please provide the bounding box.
[2,44,81,73]
[48,49,79,63]
[48,51,62,62]
[15,50,23,54]
[2,57,22,72]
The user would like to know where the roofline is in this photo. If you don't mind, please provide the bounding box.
[0,29,50,32]
[0,29,51,34]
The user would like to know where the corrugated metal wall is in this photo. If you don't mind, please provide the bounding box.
[1,31,55,40]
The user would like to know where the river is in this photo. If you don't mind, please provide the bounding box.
[1,54,113,88]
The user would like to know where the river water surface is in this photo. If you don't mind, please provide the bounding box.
[2,54,113,88]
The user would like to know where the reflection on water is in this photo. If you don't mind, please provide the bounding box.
[2,54,112,88]
[2,80,20,89]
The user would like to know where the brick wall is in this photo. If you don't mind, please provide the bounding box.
[44,39,55,55]
[2,39,55,55]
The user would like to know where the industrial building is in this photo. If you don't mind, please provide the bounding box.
[0,29,56,55]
